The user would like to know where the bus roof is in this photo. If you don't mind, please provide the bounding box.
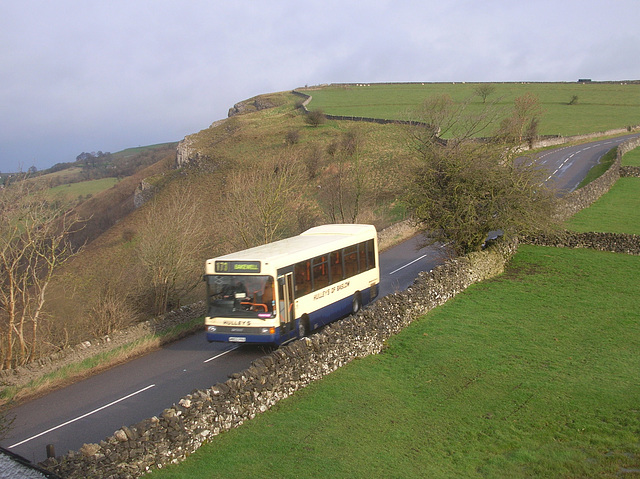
[206,224,376,271]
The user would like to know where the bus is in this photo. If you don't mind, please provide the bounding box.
[204,224,379,345]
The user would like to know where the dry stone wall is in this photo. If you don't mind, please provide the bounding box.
[43,241,517,479]
[523,231,640,255]
[621,166,640,177]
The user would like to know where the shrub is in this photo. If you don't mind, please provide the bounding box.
[304,109,326,127]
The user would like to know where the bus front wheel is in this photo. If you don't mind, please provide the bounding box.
[298,317,310,338]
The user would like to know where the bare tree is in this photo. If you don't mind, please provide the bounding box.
[497,92,543,146]
[318,127,401,225]
[86,253,141,336]
[137,181,211,316]
[0,181,82,369]
[304,109,326,127]
[474,84,496,103]
[222,153,309,248]
[304,145,323,180]
[318,129,368,224]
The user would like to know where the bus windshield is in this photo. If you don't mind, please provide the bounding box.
[206,275,275,318]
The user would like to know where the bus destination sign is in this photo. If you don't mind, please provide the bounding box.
[215,261,261,273]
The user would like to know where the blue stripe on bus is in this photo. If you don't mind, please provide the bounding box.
[207,286,378,345]
[307,295,352,330]
[306,286,376,331]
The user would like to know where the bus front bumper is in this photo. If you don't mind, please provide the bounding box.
[206,325,278,344]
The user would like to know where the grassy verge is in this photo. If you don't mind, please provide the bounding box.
[574,147,618,189]
[150,246,640,478]
[0,316,204,407]
[566,177,640,234]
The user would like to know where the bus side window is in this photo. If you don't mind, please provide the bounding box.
[295,260,311,296]
[312,255,329,291]
[359,241,369,273]
[366,239,376,270]
[330,250,343,284]
[344,246,358,278]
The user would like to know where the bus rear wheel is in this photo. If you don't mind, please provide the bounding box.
[352,292,362,314]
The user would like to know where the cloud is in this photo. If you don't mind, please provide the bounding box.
[1,0,638,171]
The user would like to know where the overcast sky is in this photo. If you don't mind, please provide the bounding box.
[1,0,638,172]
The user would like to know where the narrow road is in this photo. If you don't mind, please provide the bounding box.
[536,133,639,193]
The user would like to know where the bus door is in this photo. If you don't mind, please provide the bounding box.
[277,273,296,339]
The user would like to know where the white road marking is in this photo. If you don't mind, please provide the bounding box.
[543,140,621,182]
[546,145,597,181]
[389,254,428,275]
[204,346,238,363]
[8,384,156,448]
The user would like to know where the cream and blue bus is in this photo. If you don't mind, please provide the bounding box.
[204,224,379,345]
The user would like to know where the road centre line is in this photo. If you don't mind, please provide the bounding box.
[8,384,156,449]
[389,254,428,275]
[204,346,239,363]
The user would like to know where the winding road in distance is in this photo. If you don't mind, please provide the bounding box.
[537,132,639,193]
[2,132,638,464]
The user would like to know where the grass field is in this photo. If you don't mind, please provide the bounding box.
[150,245,640,479]
[623,146,640,166]
[566,178,640,235]
[46,177,119,201]
[306,82,640,137]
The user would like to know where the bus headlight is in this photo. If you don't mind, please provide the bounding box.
[207,326,217,333]
[261,327,275,335]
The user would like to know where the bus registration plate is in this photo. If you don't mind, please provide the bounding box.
[229,337,246,343]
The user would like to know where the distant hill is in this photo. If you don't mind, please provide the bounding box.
[43,142,179,184]
[0,142,178,188]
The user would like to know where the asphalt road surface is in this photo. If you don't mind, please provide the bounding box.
[2,132,638,463]
[536,133,640,193]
